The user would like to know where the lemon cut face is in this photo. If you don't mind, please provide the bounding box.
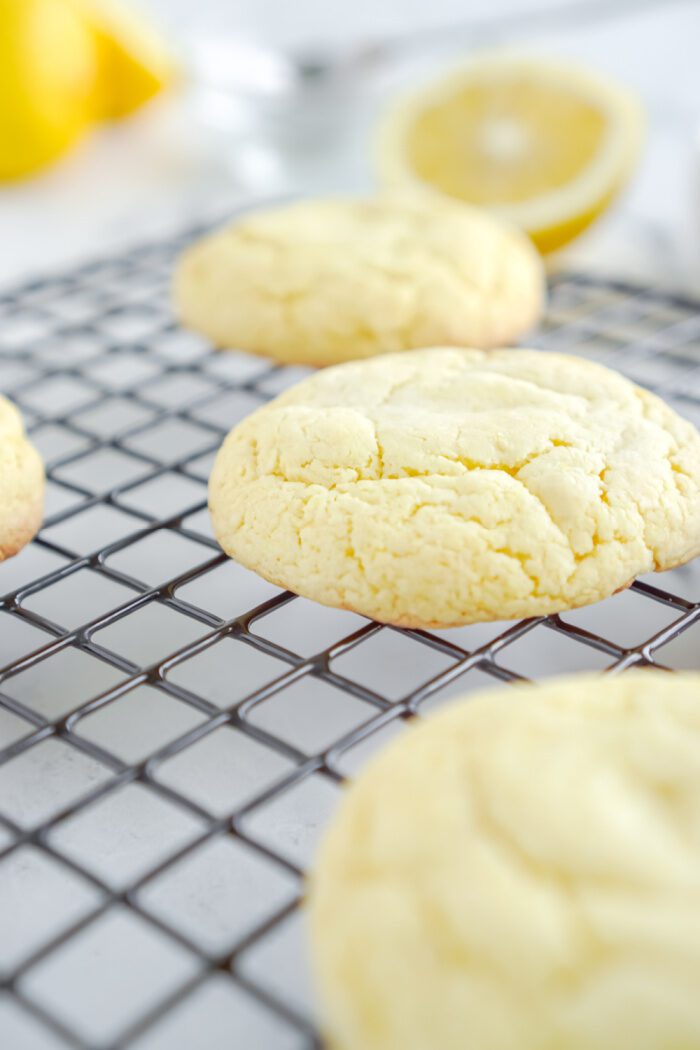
[378,55,644,253]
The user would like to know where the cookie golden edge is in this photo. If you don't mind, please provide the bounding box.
[307,671,700,1050]
[0,397,44,563]
[207,348,700,629]
[172,194,545,367]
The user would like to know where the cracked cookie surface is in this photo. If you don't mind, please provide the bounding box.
[308,672,700,1050]
[0,395,44,563]
[173,194,544,365]
[209,348,700,627]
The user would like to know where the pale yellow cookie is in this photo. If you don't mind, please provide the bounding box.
[309,672,700,1050]
[0,395,44,562]
[208,348,700,628]
[173,194,544,366]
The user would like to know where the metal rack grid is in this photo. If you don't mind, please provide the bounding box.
[0,221,698,1050]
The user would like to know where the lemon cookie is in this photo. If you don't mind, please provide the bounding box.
[309,672,700,1050]
[173,194,544,366]
[0,395,44,562]
[209,348,700,628]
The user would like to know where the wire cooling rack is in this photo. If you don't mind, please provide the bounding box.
[0,223,699,1050]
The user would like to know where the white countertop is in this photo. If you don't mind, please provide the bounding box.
[1,0,699,293]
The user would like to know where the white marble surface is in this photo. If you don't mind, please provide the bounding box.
[0,0,699,291]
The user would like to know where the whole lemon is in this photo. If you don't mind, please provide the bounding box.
[0,0,98,180]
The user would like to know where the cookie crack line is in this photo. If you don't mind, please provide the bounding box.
[260,435,576,488]
[256,443,579,558]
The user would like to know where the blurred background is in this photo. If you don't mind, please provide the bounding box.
[1,0,699,289]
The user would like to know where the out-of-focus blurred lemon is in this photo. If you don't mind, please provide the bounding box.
[0,0,174,181]
[377,54,644,253]
[0,0,97,179]
[76,0,175,118]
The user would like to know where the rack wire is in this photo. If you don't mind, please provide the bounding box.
[0,220,698,1050]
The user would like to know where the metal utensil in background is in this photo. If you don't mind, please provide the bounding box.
[181,0,693,193]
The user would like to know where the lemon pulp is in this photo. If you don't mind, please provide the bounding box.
[407,78,606,205]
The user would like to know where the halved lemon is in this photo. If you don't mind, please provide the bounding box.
[377,54,644,253]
